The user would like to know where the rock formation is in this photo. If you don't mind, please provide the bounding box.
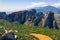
[2,30,16,40]
[0,12,6,19]
[0,10,59,28]
[6,10,28,24]
[42,11,59,29]
[33,12,44,26]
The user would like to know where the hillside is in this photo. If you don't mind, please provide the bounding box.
[0,9,60,40]
[0,19,60,40]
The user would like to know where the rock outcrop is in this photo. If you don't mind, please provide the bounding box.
[2,30,16,40]
[24,9,44,26]
[6,10,28,24]
[0,10,58,28]
[33,12,44,26]
[0,12,6,19]
[42,11,59,29]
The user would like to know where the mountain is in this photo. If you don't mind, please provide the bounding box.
[34,6,60,14]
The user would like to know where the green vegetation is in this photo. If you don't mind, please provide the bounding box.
[0,19,60,40]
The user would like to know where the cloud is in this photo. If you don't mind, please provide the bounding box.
[1,2,48,11]
[52,3,60,7]
[0,4,27,11]
[1,2,60,11]
[26,2,60,9]
[26,2,48,8]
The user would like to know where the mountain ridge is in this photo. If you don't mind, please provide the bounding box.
[33,5,60,14]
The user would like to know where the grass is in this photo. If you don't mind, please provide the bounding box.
[0,19,60,40]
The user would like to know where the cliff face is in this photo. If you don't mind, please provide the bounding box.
[0,12,6,19]
[0,10,59,29]
[42,11,59,29]
[6,10,28,24]
[6,9,37,24]
[33,12,44,26]
[0,9,44,26]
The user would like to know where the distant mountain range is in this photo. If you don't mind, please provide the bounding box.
[1,5,60,14]
[33,6,60,14]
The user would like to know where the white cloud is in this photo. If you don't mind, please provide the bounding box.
[26,2,48,8]
[52,3,60,7]
[26,2,60,9]
[1,2,60,11]
[0,2,48,11]
[0,5,27,11]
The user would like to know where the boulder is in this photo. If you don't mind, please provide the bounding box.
[2,30,16,40]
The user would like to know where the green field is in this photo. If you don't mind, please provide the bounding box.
[0,19,60,40]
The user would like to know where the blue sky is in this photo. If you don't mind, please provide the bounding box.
[0,0,60,11]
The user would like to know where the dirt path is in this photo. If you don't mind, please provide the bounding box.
[30,33,52,40]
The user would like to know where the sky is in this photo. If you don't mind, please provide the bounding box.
[0,0,60,11]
